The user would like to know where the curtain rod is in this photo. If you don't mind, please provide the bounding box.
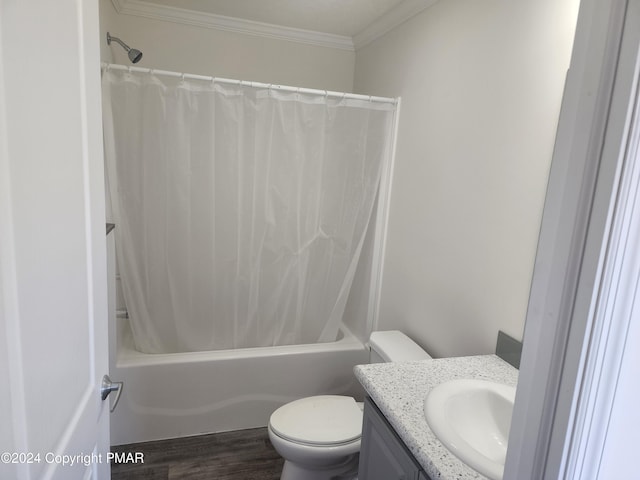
[101,63,398,105]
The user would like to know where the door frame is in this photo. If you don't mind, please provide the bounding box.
[505,0,640,477]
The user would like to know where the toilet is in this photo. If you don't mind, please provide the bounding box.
[268,330,431,480]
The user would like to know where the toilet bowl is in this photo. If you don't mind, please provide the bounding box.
[268,331,430,480]
[268,395,362,480]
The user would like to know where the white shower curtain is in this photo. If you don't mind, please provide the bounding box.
[102,67,396,354]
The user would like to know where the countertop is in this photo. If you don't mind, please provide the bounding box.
[354,355,518,480]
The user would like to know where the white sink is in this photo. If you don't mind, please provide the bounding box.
[424,379,516,480]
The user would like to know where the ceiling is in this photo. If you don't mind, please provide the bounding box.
[112,0,439,50]
[137,0,409,37]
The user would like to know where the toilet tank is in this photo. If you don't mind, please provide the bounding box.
[368,330,431,363]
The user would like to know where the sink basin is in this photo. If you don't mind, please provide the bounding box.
[424,379,516,480]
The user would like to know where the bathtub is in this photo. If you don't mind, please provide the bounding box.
[109,317,369,445]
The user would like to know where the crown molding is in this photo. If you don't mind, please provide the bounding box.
[110,0,355,51]
[353,0,440,50]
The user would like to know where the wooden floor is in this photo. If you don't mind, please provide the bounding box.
[110,428,284,480]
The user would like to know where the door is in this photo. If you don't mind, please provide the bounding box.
[0,1,111,479]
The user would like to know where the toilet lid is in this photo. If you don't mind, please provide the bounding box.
[269,395,363,446]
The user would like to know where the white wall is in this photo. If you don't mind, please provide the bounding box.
[99,0,119,63]
[355,0,580,357]
[99,0,355,92]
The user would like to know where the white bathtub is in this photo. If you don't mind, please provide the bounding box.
[109,318,369,445]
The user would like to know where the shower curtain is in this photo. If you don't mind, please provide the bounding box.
[102,67,396,354]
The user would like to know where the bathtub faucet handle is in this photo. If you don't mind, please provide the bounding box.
[101,374,124,413]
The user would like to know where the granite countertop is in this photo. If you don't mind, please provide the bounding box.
[354,355,518,480]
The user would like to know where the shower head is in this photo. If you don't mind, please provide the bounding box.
[107,32,143,64]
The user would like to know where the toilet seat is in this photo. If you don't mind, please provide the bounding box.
[269,395,363,447]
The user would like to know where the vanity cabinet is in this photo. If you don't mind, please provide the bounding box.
[359,397,431,480]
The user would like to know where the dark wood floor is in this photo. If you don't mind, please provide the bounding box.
[110,427,284,480]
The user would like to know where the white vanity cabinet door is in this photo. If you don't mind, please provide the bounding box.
[358,397,431,480]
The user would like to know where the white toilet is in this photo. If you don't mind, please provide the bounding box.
[268,330,431,480]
